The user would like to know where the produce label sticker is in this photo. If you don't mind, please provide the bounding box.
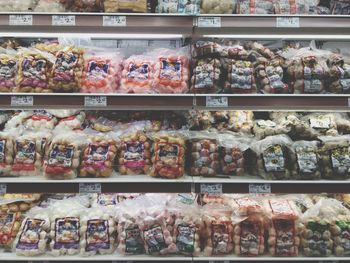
[125,226,144,254]
[206,96,228,107]
[86,219,110,252]
[84,96,107,107]
[143,225,166,254]
[176,224,195,253]
[79,183,102,194]
[9,15,33,26]
[197,17,221,28]
[54,217,80,249]
[103,16,126,27]
[249,183,271,194]
[200,183,223,195]
[124,141,145,169]
[295,146,318,174]
[52,15,75,26]
[16,218,45,250]
[276,17,300,28]
[11,96,34,107]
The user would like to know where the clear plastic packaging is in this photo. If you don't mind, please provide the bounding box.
[55,111,86,131]
[148,132,186,179]
[236,0,274,14]
[0,0,36,11]
[226,111,254,134]
[24,110,58,130]
[327,54,350,93]
[331,214,350,256]
[0,48,17,92]
[157,0,199,13]
[105,0,149,12]
[274,0,309,14]
[34,0,66,12]
[330,0,350,14]
[0,132,14,176]
[185,110,213,131]
[191,58,222,94]
[300,113,338,139]
[65,0,103,12]
[200,0,236,14]
[253,119,290,140]
[192,41,223,59]
[0,211,22,250]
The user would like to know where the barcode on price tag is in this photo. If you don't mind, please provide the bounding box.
[197,17,221,28]
[9,15,33,26]
[11,96,34,107]
[84,96,107,107]
[206,96,228,107]
[200,183,222,195]
[52,15,75,26]
[79,183,101,194]
[249,183,271,194]
[0,184,6,194]
[276,17,300,28]
[103,16,126,27]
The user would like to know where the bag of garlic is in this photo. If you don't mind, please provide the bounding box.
[80,207,116,256]
[13,206,50,257]
[252,134,294,180]
[300,113,338,139]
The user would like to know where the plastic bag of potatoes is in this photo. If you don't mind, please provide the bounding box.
[24,110,58,130]
[200,0,236,14]
[327,54,350,93]
[0,0,36,11]
[331,214,350,256]
[104,0,149,12]
[236,0,274,14]
[330,0,350,14]
[65,0,103,12]
[0,131,15,176]
[191,58,222,94]
[0,48,17,92]
[274,0,309,14]
[157,0,199,13]
[253,119,290,140]
[34,0,66,12]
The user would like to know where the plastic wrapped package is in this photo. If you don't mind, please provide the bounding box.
[81,50,122,93]
[65,0,102,12]
[91,117,116,132]
[149,132,186,179]
[192,41,223,58]
[191,59,222,93]
[13,207,50,257]
[55,111,86,130]
[0,194,41,213]
[229,196,264,217]
[334,113,350,134]
[274,0,309,14]
[49,46,84,93]
[153,48,189,94]
[331,215,350,256]
[318,136,350,180]
[0,0,36,11]
[245,41,275,60]
[5,112,33,131]
[80,208,116,256]
[44,132,86,180]
[0,212,22,250]
[185,110,213,130]
[79,134,118,178]
[236,0,274,14]
[34,0,66,11]
[200,0,236,14]
[219,135,250,176]
[202,204,234,256]
[0,48,17,92]
[46,109,81,119]
[253,120,290,140]
[16,48,55,93]
[291,140,321,180]
[300,113,338,139]
[226,111,254,134]
[24,110,58,130]
[327,54,350,93]
[108,0,149,12]
[252,135,294,180]
[156,0,199,13]
[263,199,300,257]
[330,0,350,14]
[118,131,151,175]
[0,132,14,176]
[119,55,155,94]
[189,132,220,177]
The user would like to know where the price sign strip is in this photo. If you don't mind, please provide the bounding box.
[11,96,34,107]
[84,96,107,107]
[9,15,33,26]
[52,15,76,26]
[79,183,102,194]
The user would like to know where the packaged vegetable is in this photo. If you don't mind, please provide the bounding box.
[226,111,254,134]
[236,0,274,14]
[185,110,213,131]
[24,110,58,130]
[0,132,14,176]
[200,0,236,14]
[192,41,223,58]
[34,0,66,11]
[110,0,149,12]
[300,113,338,139]
[330,0,350,14]
[0,0,36,11]
[156,0,199,13]
[331,215,350,256]
[65,0,102,12]
[0,48,17,92]
[0,212,22,250]
[55,111,86,130]
[191,58,222,94]
[274,0,309,14]
[327,54,350,93]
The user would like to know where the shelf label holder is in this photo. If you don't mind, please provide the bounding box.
[9,15,33,26]
[103,16,127,27]
[11,96,34,107]
[206,96,228,107]
[276,17,300,28]
[249,183,271,194]
[197,17,221,28]
[200,183,223,195]
[0,184,6,194]
[79,183,101,194]
[84,96,107,107]
[52,15,76,26]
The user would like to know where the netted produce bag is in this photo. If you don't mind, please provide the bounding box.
[188,132,220,177]
[119,54,155,94]
[274,0,309,14]
[236,0,274,14]
[191,58,222,94]
[192,41,223,59]
[153,48,190,94]
[332,214,350,256]
[15,48,55,93]
[13,206,50,256]
[231,196,266,256]
[34,0,66,11]
[200,0,236,14]
[263,198,300,256]
[330,0,350,14]
[104,0,149,12]
[156,0,199,13]
[299,198,350,257]
[0,48,17,92]
[81,49,122,93]
[79,207,116,256]
[252,134,294,180]
[0,0,36,11]
[44,131,86,180]
[24,110,58,130]
[0,131,15,176]
[65,0,102,12]
[318,135,350,179]
[202,204,234,256]
[327,54,350,93]
[253,119,290,140]
[148,131,186,179]
[290,140,321,180]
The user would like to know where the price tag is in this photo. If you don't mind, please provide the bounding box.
[11,96,34,107]
[52,15,75,26]
[249,183,271,194]
[9,15,33,26]
[197,17,221,28]
[79,183,101,194]
[84,96,107,107]
[103,16,126,27]
[206,96,228,107]
[0,184,6,194]
[276,17,300,28]
[200,183,222,195]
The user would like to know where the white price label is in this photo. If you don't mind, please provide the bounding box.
[79,183,101,194]
[9,15,33,26]
[84,96,107,107]
[197,17,221,28]
[200,183,222,195]
[52,15,75,26]
[11,96,34,107]
[0,184,6,194]
[249,183,271,194]
[103,16,126,27]
[206,96,228,107]
[276,17,300,28]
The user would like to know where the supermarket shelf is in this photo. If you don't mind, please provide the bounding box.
[0,13,194,35]
[195,14,350,36]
